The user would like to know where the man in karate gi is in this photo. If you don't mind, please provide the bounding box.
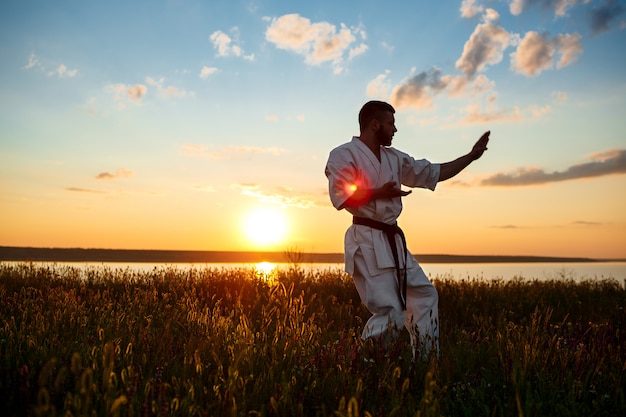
[325,100,490,357]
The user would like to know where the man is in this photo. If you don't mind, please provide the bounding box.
[325,100,489,357]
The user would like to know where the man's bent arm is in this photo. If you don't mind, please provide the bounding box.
[438,131,490,182]
[342,181,411,208]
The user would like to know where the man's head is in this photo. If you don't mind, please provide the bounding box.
[358,101,395,130]
[358,100,397,147]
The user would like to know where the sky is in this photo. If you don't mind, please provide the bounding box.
[1,0,625,259]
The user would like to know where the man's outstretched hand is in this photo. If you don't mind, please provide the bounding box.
[374,182,412,199]
[470,131,490,160]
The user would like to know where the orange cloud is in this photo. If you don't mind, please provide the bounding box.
[481,149,626,186]
[511,31,582,77]
[233,183,320,208]
[455,9,512,78]
[65,187,106,194]
[95,169,134,180]
[264,13,365,74]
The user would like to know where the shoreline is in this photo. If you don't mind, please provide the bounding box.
[1,246,620,264]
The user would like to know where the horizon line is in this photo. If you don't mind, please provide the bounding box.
[1,246,623,264]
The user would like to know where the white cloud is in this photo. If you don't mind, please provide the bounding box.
[389,67,449,110]
[461,101,523,124]
[460,0,485,18]
[199,66,219,79]
[265,13,365,74]
[53,64,78,78]
[455,9,513,78]
[146,76,190,98]
[348,43,368,60]
[366,71,392,99]
[443,73,495,98]
[555,33,583,68]
[127,85,148,103]
[510,31,582,76]
[23,53,43,71]
[106,83,148,107]
[209,29,255,61]
[509,0,578,17]
[23,53,77,78]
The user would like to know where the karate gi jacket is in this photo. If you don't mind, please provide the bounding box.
[325,137,440,277]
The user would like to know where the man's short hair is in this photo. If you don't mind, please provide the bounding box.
[358,100,395,131]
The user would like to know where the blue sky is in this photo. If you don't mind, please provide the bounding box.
[1,0,625,258]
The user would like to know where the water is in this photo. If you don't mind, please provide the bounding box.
[421,262,626,282]
[4,260,625,283]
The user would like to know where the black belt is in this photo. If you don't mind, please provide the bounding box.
[352,216,408,310]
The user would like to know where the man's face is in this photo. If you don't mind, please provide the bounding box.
[374,111,397,147]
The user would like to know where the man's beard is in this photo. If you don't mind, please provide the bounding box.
[375,128,392,147]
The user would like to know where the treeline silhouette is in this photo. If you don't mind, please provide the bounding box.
[0,246,600,264]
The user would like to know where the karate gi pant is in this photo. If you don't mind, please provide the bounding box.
[352,248,439,357]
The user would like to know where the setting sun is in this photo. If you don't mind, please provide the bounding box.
[242,207,287,247]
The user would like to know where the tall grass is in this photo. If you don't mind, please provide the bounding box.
[0,262,623,416]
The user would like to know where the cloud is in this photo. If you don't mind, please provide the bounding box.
[23,53,43,70]
[367,6,576,122]
[232,183,319,208]
[509,0,578,17]
[65,187,106,194]
[481,149,626,186]
[52,64,78,78]
[380,69,495,112]
[23,53,77,78]
[264,13,365,74]
[348,42,368,60]
[199,66,219,79]
[511,31,582,76]
[445,74,495,98]
[210,28,255,61]
[460,0,485,18]
[183,144,287,160]
[389,67,449,110]
[95,169,134,180]
[455,9,513,78]
[553,91,568,103]
[106,77,190,107]
[589,0,626,35]
[146,76,191,98]
[461,102,523,124]
[366,71,392,99]
[126,85,147,103]
[490,224,522,229]
[192,184,216,192]
[571,220,603,226]
[107,83,148,107]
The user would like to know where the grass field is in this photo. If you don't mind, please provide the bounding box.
[0,262,624,416]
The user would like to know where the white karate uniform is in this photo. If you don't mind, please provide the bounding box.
[325,137,441,355]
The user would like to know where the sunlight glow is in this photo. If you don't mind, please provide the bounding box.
[243,207,287,247]
[255,261,277,275]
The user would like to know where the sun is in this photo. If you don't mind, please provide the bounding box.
[242,206,287,247]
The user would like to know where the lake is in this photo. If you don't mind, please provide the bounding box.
[5,261,625,283]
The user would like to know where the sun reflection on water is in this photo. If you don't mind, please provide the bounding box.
[254,262,277,281]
